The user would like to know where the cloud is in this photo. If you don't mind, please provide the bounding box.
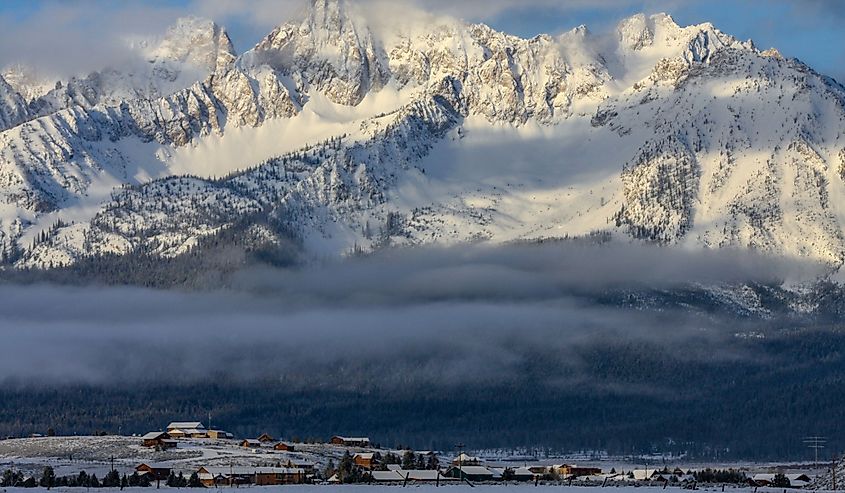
[0,242,822,387]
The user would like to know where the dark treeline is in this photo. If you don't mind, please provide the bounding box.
[2,326,845,461]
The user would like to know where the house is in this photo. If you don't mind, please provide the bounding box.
[354,453,377,470]
[631,469,662,481]
[286,459,315,472]
[254,468,306,486]
[167,422,205,433]
[206,430,233,440]
[652,472,695,483]
[274,442,295,452]
[556,465,603,477]
[330,436,371,447]
[452,453,482,466]
[141,431,176,449]
[752,473,812,488]
[167,428,187,439]
[136,463,171,481]
[257,433,275,443]
[183,428,208,439]
[241,439,262,448]
[445,465,495,482]
[512,467,537,482]
[197,466,303,487]
[197,467,253,487]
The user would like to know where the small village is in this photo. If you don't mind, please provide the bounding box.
[0,420,820,489]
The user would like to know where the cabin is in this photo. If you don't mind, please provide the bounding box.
[445,465,494,482]
[452,453,482,466]
[141,431,176,449]
[330,436,371,447]
[136,463,171,481]
[241,439,262,448]
[354,453,376,470]
[274,442,294,452]
[257,433,275,443]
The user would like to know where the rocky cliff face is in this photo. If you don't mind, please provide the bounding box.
[2,1,845,276]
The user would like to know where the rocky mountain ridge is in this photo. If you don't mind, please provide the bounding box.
[0,0,844,280]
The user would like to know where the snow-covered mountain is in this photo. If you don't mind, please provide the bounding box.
[3,0,845,275]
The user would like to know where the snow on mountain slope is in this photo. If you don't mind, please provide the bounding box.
[4,1,845,275]
[0,75,31,130]
[0,16,237,126]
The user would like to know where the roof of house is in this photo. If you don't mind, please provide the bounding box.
[167,422,205,430]
[137,463,171,470]
[242,439,262,445]
[141,431,168,440]
[753,473,811,483]
[450,465,493,476]
[354,453,375,460]
[333,436,370,441]
[453,453,481,462]
[513,467,536,476]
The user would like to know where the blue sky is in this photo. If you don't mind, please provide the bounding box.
[0,0,842,81]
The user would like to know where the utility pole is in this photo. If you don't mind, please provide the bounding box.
[804,436,827,480]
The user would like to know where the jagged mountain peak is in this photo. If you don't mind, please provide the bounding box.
[3,8,845,279]
[138,16,237,73]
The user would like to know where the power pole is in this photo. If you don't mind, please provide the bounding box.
[804,436,827,482]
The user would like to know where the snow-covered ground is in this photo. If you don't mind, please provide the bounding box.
[0,486,830,492]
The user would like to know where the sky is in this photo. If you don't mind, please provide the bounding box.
[0,0,843,82]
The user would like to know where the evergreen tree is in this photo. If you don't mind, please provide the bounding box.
[401,450,415,469]
[39,466,56,489]
[188,472,202,488]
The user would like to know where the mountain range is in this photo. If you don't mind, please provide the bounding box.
[1,0,845,278]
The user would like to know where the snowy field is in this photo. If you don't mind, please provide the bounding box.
[0,487,827,493]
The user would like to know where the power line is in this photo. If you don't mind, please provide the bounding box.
[803,436,827,479]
